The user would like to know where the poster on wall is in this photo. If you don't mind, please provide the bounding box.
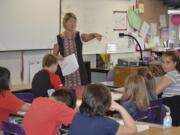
[113,11,127,31]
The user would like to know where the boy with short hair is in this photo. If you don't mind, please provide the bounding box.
[32,54,63,98]
[22,89,76,135]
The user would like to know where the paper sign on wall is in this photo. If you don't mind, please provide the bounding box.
[113,11,127,31]
[106,44,117,53]
[150,23,157,37]
[139,22,150,39]
[160,14,167,28]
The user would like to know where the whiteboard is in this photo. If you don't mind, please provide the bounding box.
[0,0,59,51]
[61,0,135,54]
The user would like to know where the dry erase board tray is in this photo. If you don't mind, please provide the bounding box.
[0,48,52,52]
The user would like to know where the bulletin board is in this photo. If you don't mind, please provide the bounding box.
[61,0,135,54]
[139,0,167,24]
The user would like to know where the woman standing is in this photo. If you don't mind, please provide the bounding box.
[53,12,102,88]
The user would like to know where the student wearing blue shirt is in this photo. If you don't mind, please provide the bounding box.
[69,84,137,135]
[121,74,149,116]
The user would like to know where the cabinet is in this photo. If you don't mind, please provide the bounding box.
[113,66,147,86]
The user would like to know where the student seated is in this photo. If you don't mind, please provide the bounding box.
[69,84,137,135]
[32,54,63,98]
[156,51,180,126]
[120,74,149,116]
[0,67,29,133]
[22,89,76,135]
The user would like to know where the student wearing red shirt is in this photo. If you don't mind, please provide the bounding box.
[0,67,30,134]
[32,54,63,98]
[22,89,76,135]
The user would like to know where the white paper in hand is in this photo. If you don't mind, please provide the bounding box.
[59,54,79,76]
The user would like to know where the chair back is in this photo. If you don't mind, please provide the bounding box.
[133,111,148,121]
[107,70,113,81]
[2,121,26,135]
[14,92,34,103]
[147,99,162,124]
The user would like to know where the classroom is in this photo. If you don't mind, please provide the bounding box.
[0,0,180,135]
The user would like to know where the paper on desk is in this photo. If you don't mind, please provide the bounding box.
[117,120,149,132]
[59,54,79,76]
[113,87,125,93]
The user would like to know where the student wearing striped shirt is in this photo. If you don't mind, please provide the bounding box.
[156,51,180,126]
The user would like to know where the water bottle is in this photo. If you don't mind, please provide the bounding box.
[163,112,172,128]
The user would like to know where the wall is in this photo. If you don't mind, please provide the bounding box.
[0,50,151,85]
[83,51,150,83]
[0,50,50,85]
[0,52,22,84]
[169,15,180,47]
[61,0,137,54]
[0,0,153,85]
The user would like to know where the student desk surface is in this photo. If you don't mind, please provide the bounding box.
[10,81,120,92]
[11,84,32,92]
[138,127,180,135]
[116,118,180,135]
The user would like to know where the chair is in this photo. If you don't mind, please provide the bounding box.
[2,121,26,135]
[106,70,113,81]
[14,92,34,103]
[132,99,163,124]
[133,111,148,121]
[147,99,162,124]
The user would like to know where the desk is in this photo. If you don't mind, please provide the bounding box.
[114,66,147,86]
[114,63,164,87]
[138,127,180,135]
[91,68,110,83]
[115,118,180,135]
[100,81,114,87]
[11,84,32,92]
[91,68,110,73]
[76,91,123,106]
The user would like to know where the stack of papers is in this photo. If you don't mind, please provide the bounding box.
[58,54,79,76]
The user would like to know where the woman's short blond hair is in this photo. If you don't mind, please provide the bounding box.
[63,12,77,28]
[121,74,149,112]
